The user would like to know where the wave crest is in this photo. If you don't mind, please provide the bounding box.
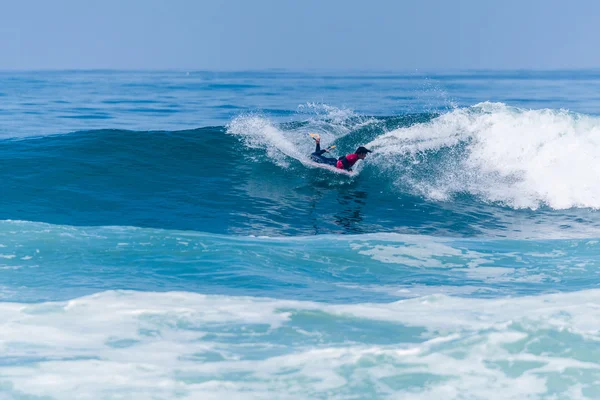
[369,102,600,209]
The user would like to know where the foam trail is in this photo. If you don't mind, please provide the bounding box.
[226,114,301,167]
[368,102,600,209]
[226,104,375,170]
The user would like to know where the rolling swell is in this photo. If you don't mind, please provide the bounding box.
[1,105,599,238]
[2,219,599,303]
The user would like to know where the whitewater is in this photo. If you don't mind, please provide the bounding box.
[1,70,600,399]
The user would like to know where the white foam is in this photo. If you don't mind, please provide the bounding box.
[369,102,600,210]
[2,290,600,398]
[350,239,477,268]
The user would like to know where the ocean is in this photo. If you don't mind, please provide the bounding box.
[1,70,600,399]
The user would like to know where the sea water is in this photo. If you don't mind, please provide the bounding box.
[1,70,600,399]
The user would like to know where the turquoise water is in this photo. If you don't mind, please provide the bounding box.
[2,70,600,399]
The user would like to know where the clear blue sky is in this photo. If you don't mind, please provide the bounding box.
[1,0,598,70]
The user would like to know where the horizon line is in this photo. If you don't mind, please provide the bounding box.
[1,67,600,74]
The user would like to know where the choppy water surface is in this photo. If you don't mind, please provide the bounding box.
[1,70,600,399]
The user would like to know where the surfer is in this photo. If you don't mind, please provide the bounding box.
[310,134,372,172]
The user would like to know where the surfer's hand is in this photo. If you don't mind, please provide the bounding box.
[315,137,320,144]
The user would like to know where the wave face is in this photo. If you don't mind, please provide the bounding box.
[3,70,600,399]
[2,102,600,238]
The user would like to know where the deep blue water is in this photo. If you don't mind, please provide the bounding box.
[1,70,600,399]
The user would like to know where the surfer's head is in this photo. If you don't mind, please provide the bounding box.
[355,146,372,160]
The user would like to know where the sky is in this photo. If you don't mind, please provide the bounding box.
[0,0,598,70]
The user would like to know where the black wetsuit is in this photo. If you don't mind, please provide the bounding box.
[310,142,337,166]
